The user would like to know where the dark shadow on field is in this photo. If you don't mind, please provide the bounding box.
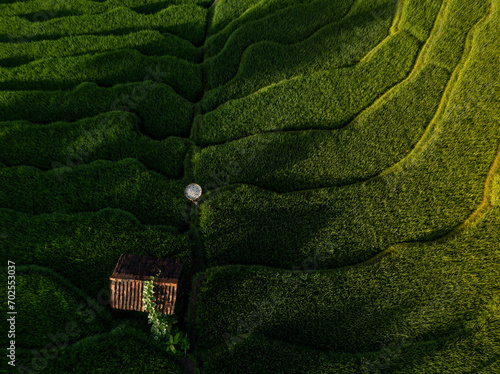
[199,184,340,269]
[238,3,394,79]
[196,130,375,193]
[206,0,398,101]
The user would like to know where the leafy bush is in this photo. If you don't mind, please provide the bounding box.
[142,272,190,354]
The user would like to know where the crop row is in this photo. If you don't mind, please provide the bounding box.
[0,81,193,138]
[0,0,210,18]
[0,6,207,46]
[0,30,202,67]
[196,0,499,269]
[196,205,500,358]
[0,208,193,296]
[195,31,420,144]
[15,325,183,373]
[1,265,112,349]
[0,49,202,101]
[0,159,188,228]
[0,111,191,178]
[205,0,358,88]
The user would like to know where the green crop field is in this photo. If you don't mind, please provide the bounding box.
[1,0,499,372]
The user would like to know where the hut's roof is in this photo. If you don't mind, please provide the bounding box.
[109,253,182,284]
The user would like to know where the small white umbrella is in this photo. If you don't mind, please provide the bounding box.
[184,183,202,204]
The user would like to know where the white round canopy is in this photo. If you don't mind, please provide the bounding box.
[185,183,202,201]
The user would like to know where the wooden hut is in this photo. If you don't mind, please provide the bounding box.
[109,253,182,315]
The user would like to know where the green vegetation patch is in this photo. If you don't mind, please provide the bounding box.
[15,325,183,374]
[1,265,111,349]
[0,30,202,66]
[196,206,500,354]
[196,31,420,144]
[0,0,211,18]
[0,49,202,101]
[0,6,207,46]
[206,0,360,88]
[0,81,194,138]
[190,65,450,191]
[0,159,187,227]
[0,208,193,296]
[0,111,191,179]
[201,1,393,111]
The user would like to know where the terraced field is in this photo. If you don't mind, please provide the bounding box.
[1,0,499,372]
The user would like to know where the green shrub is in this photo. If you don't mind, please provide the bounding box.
[0,6,207,46]
[0,111,192,179]
[0,81,194,138]
[0,30,202,66]
[0,159,187,227]
[0,208,193,295]
[0,49,202,101]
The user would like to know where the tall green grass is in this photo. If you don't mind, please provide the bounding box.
[0,30,202,66]
[190,65,451,192]
[196,206,500,355]
[201,3,393,112]
[195,31,420,144]
[0,0,210,18]
[15,325,183,374]
[0,265,112,349]
[0,6,207,46]
[206,0,350,56]
[0,159,187,227]
[0,49,202,101]
[0,81,194,138]
[0,208,193,296]
[206,0,360,88]
[0,111,192,178]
